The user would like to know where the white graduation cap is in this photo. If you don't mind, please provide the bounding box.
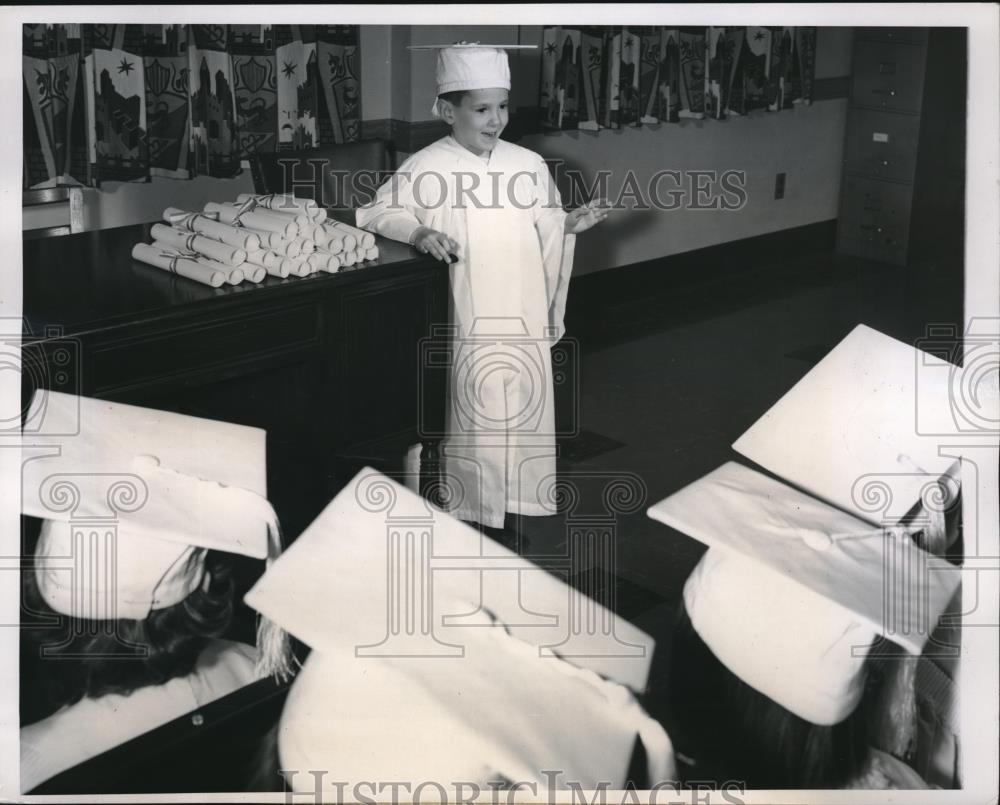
[21,390,292,679]
[408,41,536,117]
[732,324,963,529]
[647,462,962,726]
[246,468,673,789]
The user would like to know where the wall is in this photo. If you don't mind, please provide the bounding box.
[384,25,854,275]
[26,23,853,258]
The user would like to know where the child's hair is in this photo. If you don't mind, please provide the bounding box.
[21,548,235,722]
[654,603,879,789]
[436,90,470,109]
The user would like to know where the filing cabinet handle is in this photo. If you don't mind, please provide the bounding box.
[860,225,885,234]
[872,88,897,97]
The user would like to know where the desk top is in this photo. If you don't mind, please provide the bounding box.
[23,223,441,341]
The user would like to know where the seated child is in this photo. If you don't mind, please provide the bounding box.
[18,392,290,792]
[646,462,962,790]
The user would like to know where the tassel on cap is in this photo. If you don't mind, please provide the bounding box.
[255,513,295,683]
[136,455,296,683]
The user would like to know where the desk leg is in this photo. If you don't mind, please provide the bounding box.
[419,438,441,505]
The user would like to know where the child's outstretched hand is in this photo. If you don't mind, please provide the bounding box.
[564,199,611,235]
[412,226,460,264]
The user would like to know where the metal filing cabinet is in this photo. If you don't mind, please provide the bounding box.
[836,28,966,268]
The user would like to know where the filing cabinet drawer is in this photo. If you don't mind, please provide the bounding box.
[856,28,929,46]
[844,108,921,182]
[851,40,927,113]
[838,176,913,265]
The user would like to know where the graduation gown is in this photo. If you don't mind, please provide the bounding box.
[20,639,258,792]
[278,608,674,790]
[356,136,576,528]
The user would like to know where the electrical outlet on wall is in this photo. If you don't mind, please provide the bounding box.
[774,172,786,200]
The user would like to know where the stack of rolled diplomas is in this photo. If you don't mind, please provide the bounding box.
[131,193,381,288]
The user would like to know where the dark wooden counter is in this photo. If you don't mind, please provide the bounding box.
[22,223,450,539]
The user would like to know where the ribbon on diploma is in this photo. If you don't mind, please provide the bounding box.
[169,197,257,230]
[158,250,201,272]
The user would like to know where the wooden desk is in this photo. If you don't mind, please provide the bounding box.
[21,223,450,539]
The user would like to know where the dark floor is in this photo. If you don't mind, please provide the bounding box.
[485,248,964,630]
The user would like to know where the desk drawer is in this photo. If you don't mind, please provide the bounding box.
[91,303,322,395]
[838,175,913,265]
[851,40,926,114]
[844,108,921,183]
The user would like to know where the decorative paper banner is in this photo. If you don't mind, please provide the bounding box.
[705,26,733,120]
[791,27,818,105]
[275,25,318,150]
[189,25,240,177]
[767,27,792,111]
[677,27,706,119]
[619,27,641,127]
[578,27,606,132]
[89,24,149,181]
[603,29,622,129]
[542,26,582,130]
[23,24,362,189]
[143,25,190,178]
[231,25,280,159]
[658,29,681,123]
[636,27,662,125]
[22,24,88,188]
[316,25,361,144]
[538,25,816,131]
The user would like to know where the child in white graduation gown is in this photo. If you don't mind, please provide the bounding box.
[245,469,675,792]
[18,392,291,792]
[647,462,962,790]
[357,45,608,529]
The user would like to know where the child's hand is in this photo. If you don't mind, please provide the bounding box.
[412,226,460,264]
[564,199,611,235]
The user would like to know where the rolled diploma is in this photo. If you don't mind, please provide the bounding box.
[327,219,375,250]
[364,246,379,262]
[326,229,347,254]
[153,242,245,284]
[311,208,328,225]
[209,260,246,285]
[211,257,261,283]
[203,203,298,238]
[164,207,260,251]
[248,206,311,228]
[241,228,301,258]
[151,224,246,267]
[286,258,312,277]
[308,252,340,273]
[237,193,317,215]
[132,243,225,288]
[298,222,324,247]
[340,249,357,267]
[246,249,291,278]
[321,224,355,252]
[294,237,316,255]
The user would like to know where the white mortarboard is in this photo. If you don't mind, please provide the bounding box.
[733,324,963,530]
[408,42,535,117]
[246,468,673,789]
[647,462,962,726]
[21,390,292,680]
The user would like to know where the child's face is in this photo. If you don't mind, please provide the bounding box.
[443,88,509,157]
